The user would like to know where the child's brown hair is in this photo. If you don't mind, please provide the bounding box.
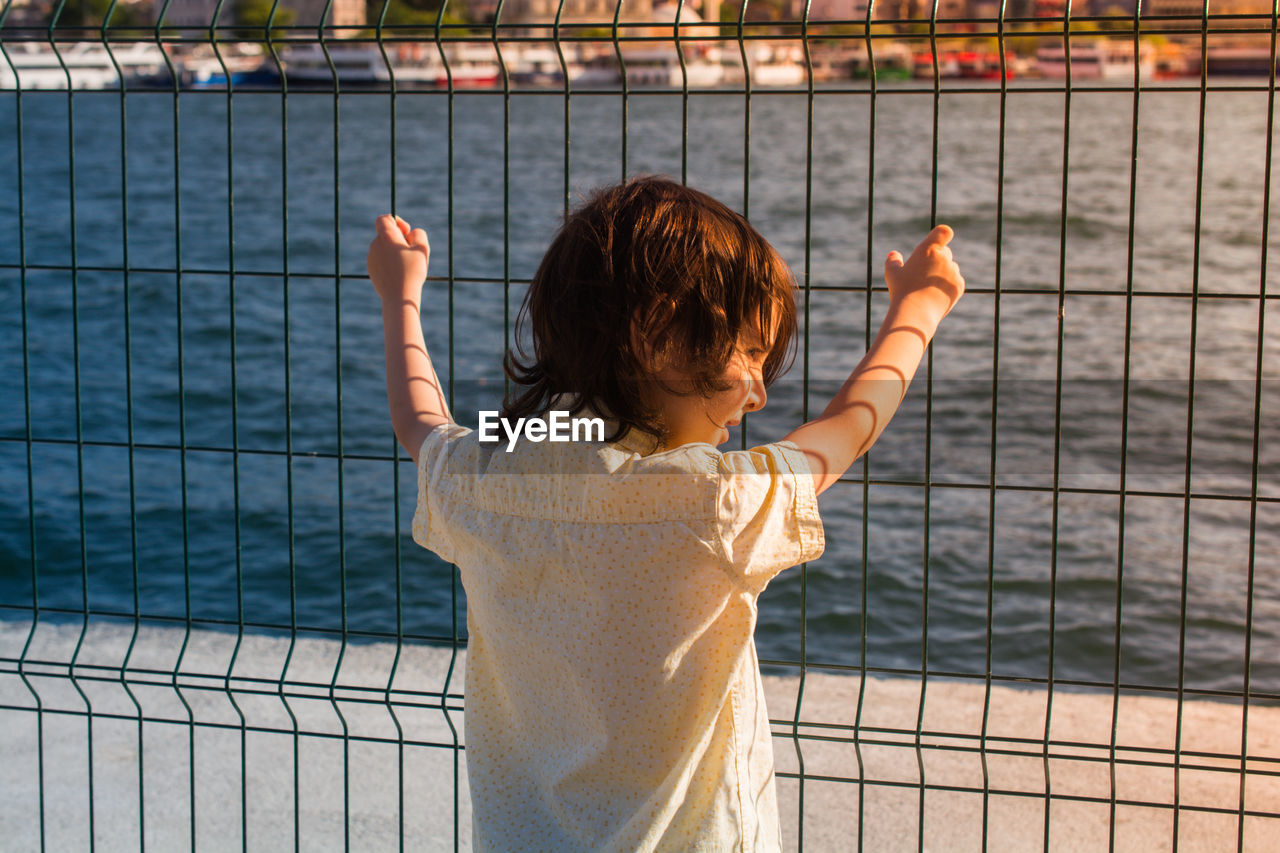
[502,175,797,443]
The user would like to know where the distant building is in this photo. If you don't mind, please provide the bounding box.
[1142,0,1274,16]
[1140,0,1198,16]
[498,0,738,32]
[1145,0,1273,35]
[153,0,365,31]
[867,0,970,19]
[808,0,880,18]
[154,0,223,28]
[3,0,151,28]
[1,0,54,29]
[281,0,366,29]
[470,0,501,21]
[1031,0,1129,16]
[502,0,655,24]
[807,0,872,19]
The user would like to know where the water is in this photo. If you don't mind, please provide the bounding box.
[1,85,1278,694]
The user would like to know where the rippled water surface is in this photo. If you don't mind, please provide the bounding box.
[1,85,1278,693]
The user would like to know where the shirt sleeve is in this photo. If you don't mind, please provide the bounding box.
[716,441,825,591]
[412,422,473,566]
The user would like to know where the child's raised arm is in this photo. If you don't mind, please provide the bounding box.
[368,214,453,464]
[783,225,965,496]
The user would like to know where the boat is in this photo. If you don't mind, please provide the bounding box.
[181,63,282,90]
[508,46,581,87]
[279,42,500,89]
[0,41,166,90]
[1035,39,1155,81]
[1204,46,1277,76]
[388,43,501,88]
[619,46,724,88]
[279,43,390,86]
[561,45,722,89]
[1150,43,1192,78]
[913,51,963,79]
[739,43,805,86]
[956,50,1016,80]
[849,42,913,81]
[159,44,280,90]
[422,43,502,88]
[571,52,623,87]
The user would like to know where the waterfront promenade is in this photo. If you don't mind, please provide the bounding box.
[2,621,1276,851]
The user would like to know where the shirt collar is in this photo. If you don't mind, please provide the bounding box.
[550,393,661,457]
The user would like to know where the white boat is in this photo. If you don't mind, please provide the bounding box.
[168,43,277,89]
[620,47,723,88]
[279,43,391,85]
[0,41,166,90]
[280,42,500,88]
[571,53,622,87]
[1036,39,1155,81]
[744,44,806,87]
[506,45,578,86]
[419,43,501,88]
[1203,46,1278,76]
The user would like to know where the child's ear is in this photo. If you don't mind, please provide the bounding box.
[630,324,666,374]
[630,301,678,374]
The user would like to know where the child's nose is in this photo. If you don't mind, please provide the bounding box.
[744,377,767,412]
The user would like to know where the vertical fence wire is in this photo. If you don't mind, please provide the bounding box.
[676,0,687,185]
[1240,7,1278,845]
[1044,1,1075,845]
[101,5,148,847]
[789,3,817,844]
[737,0,753,458]
[1175,2,1213,843]
[146,0,200,843]
[257,1,304,843]
[738,0,750,224]
[613,0,628,180]
[981,3,1010,849]
[1109,2,1145,850]
[554,0,570,216]
[314,4,357,845]
[916,2,944,845]
[48,0,100,845]
[372,4,409,849]
[1,0,48,845]
[432,6,462,846]
[494,0,511,411]
[854,4,878,849]
[206,3,250,845]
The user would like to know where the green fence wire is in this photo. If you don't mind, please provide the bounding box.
[1,0,1278,849]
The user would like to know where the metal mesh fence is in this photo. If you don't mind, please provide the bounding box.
[1,0,1278,849]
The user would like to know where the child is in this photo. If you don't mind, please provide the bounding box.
[368,176,964,851]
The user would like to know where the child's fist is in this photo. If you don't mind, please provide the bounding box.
[368,214,430,306]
[884,225,965,323]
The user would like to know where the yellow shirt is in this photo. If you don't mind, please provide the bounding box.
[413,416,824,852]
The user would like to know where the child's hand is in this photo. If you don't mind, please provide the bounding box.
[884,225,965,324]
[368,214,430,307]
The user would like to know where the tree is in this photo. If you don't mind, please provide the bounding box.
[234,0,298,41]
[49,0,149,30]
[365,0,474,36]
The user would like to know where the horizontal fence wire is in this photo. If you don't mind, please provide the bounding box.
[2,0,1279,850]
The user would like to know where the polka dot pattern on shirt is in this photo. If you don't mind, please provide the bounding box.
[413,418,824,852]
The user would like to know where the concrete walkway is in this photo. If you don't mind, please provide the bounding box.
[2,621,1275,851]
